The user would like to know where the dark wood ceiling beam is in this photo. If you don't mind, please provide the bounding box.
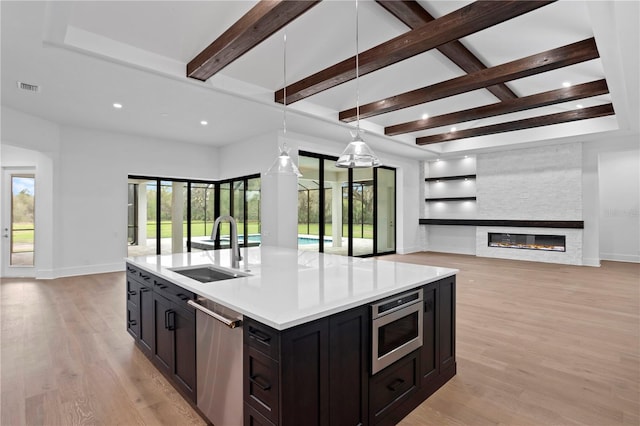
[375,0,517,101]
[415,103,615,145]
[386,79,609,136]
[275,0,554,104]
[340,38,599,122]
[187,0,321,81]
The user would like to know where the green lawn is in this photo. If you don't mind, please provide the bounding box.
[297,223,373,239]
[146,221,260,238]
[143,221,372,239]
[12,223,34,244]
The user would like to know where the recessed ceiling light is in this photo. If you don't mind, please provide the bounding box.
[113,103,123,109]
[200,120,208,126]
[422,113,429,120]
[562,81,571,88]
[576,104,583,109]
[436,158,441,162]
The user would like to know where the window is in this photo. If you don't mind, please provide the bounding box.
[127,174,260,256]
[10,174,35,266]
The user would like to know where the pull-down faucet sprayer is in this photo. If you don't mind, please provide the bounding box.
[211,215,242,269]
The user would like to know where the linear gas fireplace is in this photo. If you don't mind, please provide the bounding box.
[488,233,566,252]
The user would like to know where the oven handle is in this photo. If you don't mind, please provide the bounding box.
[188,299,243,329]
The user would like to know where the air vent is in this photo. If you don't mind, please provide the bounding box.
[16,81,40,92]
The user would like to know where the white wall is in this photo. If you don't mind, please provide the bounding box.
[477,143,583,220]
[1,106,219,277]
[1,107,60,278]
[582,135,640,265]
[597,143,640,262]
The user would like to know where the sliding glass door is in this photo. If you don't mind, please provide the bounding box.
[298,152,396,257]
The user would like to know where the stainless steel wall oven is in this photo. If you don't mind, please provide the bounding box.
[371,288,423,374]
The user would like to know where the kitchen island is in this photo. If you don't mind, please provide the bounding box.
[126,246,458,425]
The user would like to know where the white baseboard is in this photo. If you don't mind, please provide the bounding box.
[396,246,422,255]
[50,262,125,279]
[427,246,476,256]
[600,253,640,263]
[582,257,601,267]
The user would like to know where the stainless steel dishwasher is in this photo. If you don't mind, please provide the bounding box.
[187,297,243,426]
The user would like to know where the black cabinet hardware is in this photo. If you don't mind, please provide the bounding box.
[139,273,150,280]
[128,319,137,327]
[154,280,167,289]
[386,378,405,391]
[248,327,271,343]
[176,293,190,301]
[249,374,272,391]
[140,287,150,293]
[165,309,176,330]
[127,290,137,296]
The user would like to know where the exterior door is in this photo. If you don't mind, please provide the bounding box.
[2,168,36,277]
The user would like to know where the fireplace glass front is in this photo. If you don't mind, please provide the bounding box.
[488,233,566,252]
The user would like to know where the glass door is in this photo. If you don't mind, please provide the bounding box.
[2,169,36,276]
[376,167,396,254]
[351,168,374,256]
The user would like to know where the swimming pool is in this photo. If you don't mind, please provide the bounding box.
[194,235,332,246]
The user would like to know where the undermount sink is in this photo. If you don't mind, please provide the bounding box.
[169,265,249,283]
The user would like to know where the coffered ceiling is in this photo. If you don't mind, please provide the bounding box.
[1,1,638,159]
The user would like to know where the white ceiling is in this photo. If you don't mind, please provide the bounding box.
[1,1,638,160]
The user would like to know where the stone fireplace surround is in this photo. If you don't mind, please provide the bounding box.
[476,226,583,265]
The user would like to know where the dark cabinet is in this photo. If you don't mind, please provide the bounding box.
[420,276,457,397]
[153,292,196,402]
[125,263,196,403]
[243,305,369,426]
[126,277,139,339]
[138,283,154,357]
[370,350,419,425]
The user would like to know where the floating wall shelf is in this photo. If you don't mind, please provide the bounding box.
[425,174,476,182]
[425,196,477,202]
[418,219,584,228]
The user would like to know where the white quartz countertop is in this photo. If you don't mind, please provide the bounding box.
[126,246,457,330]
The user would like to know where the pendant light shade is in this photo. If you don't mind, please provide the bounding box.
[266,143,302,176]
[336,129,381,168]
[336,0,381,169]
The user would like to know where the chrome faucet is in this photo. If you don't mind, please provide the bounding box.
[211,215,243,269]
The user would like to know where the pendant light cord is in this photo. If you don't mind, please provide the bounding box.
[283,29,287,137]
[355,0,360,132]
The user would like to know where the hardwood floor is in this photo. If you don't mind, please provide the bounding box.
[1,253,638,425]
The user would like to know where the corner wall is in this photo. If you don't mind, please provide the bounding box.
[1,106,220,277]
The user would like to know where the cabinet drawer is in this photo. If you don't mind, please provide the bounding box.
[244,345,279,424]
[152,276,195,312]
[244,402,276,426]
[244,317,280,360]
[370,351,419,424]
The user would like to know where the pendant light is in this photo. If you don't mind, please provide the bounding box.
[266,28,302,177]
[336,0,381,168]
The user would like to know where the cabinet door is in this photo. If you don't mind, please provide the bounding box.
[421,282,437,389]
[281,318,329,426]
[126,277,139,339]
[153,293,173,376]
[328,306,369,426]
[138,284,154,356]
[438,277,456,373]
[172,307,196,402]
